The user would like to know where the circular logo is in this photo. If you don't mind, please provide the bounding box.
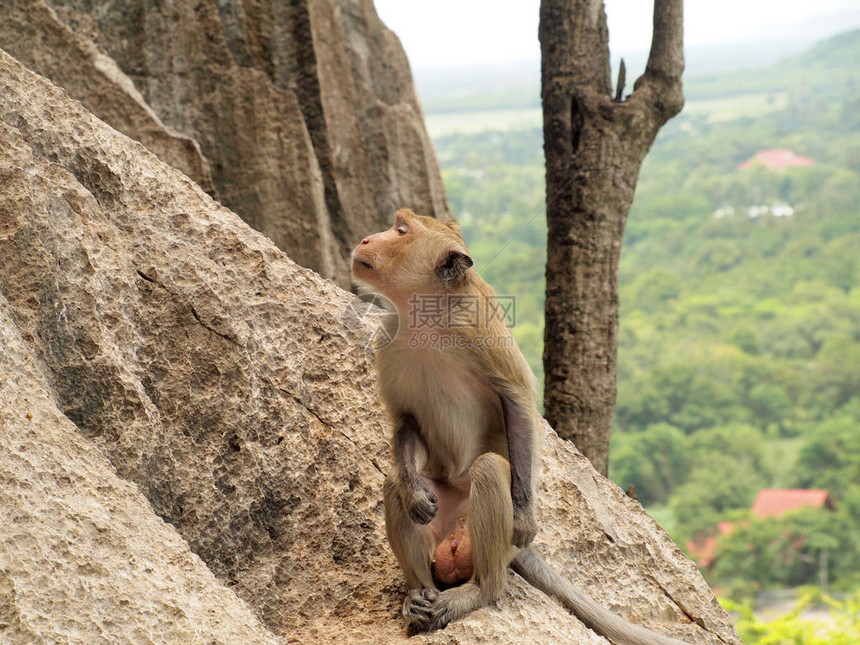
[341,292,400,354]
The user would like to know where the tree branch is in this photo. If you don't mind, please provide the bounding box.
[646,0,684,84]
[633,0,685,118]
[614,58,626,102]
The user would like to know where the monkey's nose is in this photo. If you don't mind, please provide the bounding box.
[361,237,370,245]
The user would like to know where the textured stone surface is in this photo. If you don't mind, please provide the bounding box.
[0,49,739,644]
[0,299,281,645]
[0,0,216,196]
[0,0,450,285]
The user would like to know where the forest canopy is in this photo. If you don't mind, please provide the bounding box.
[427,29,860,594]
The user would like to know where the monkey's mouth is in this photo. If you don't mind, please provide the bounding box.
[355,258,373,270]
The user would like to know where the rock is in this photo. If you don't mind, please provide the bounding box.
[0,0,450,285]
[0,299,281,645]
[0,0,217,196]
[0,49,740,644]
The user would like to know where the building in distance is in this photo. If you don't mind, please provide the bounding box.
[739,149,816,172]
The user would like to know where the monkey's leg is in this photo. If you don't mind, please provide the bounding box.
[427,452,515,631]
[383,475,439,633]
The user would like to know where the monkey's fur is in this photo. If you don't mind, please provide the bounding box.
[352,209,688,645]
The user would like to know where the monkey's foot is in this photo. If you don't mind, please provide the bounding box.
[424,584,482,632]
[403,588,438,635]
[426,600,453,632]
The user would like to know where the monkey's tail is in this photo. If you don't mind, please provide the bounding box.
[511,548,690,645]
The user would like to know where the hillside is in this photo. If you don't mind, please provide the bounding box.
[687,28,860,100]
[0,2,739,643]
[426,29,860,595]
[414,28,860,114]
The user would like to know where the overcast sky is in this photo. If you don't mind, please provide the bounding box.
[374,0,860,69]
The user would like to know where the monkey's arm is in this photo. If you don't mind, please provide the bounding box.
[393,413,438,524]
[498,391,538,547]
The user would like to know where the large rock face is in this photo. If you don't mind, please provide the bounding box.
[0,301,281,645]
[0,48,739,645]
[0,0,450,286]
[0,1,217,198]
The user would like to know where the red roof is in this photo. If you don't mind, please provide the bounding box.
[739,149,816,171]
[751,489,834,519]
[688,489,834,568]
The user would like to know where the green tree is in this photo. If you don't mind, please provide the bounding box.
[724,588,860,645]
[794,416,860,494]
[610,424,690,506]
[671,453,764,538]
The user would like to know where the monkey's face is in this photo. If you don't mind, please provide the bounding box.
[351,211,412,291]
[351,209,472,307]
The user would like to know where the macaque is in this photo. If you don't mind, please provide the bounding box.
[352,209,688,645]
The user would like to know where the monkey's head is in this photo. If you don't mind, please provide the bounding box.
[351,208,473,306]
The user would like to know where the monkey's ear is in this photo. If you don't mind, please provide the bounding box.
[437,250,473,282]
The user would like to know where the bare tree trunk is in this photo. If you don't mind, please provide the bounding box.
[540,0,684,476]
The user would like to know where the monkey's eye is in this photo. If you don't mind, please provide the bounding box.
[396,223,409,236]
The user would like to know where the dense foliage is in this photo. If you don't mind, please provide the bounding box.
[723,588,860,644]
[429,29,860,594]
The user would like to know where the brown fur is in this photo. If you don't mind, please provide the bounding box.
[352,210,688,645]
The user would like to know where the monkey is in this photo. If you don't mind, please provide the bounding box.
[351,208,689,645]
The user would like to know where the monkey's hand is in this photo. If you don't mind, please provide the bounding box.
[512,504,538,548]
[399,479,438,524]
[403,588,438,635]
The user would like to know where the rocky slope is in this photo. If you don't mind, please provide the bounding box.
[0,0,450,286]
[0,47,740,644]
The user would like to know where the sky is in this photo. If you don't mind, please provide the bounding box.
[374,0,860,69]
